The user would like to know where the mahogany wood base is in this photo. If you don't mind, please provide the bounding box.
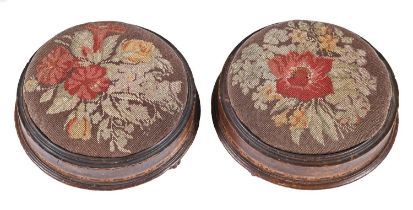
[15,96,200,190]
[212,79,398,190]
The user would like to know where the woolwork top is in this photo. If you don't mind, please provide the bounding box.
[226,20,393,154]
[23,22,188,157]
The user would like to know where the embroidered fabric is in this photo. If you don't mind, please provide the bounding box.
[22,22,189,157]
[226,20,393,154]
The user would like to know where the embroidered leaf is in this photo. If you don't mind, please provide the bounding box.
[308,104,325,145]
[264,44,296,55]
[297,21,310,31]
[170,81,182,95]
[116,101,151,126]
[102,98,122,119]
[251,82,280,111]
[253,98,268,110]
[101,35,120,61]
[155,56,173,74]
[290,127,304,145]
[230,46,275,95]
[40,88,55,103]
[111,93,141,101]
[125,123,134,133]
[89,52,103,64]
[91,112,103,124]
[46,84,80,114]
[137,80,182,113]
[100,63,118,80]
[317,105,339,141]
[263,28,288,45]
[110,40,125,62]
[352,94,370,118]
[70,30,93,59]
[271,98,298,114]
[86,102,98,114]
[54,39,69,47]
[341,37,354,44]
[97,118,110,142]
[47,95,80,114]
[109,141,115,152]
[113,129,132,153]
[333,27,344,37]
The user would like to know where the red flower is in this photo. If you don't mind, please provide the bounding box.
[85,23,126,52]
[36,46,75,85]
[268,51,333,101]
[64,65,111,100]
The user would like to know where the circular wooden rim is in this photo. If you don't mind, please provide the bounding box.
[215,25,399,167]
[15,93,200,190]
[16,26,198,168]
[211,22,399,189]
[212,77,398,189]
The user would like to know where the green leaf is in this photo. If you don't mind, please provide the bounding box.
[113,129,131,153]
[39,88,55,103]
[109,141,115,152]
[308,104,325,145]
[170,81,182,94]
[116,101,151,125]
[290,127,304,145]
[70,30,93,59]
[97,118,110,142]
[91,112,103,124]
[317,105,339,141]
[270,98,298,114]
[47,94,79,114]
[102,98,122,119]
[86,102,98,113]
[154,56,173,74]
[100,35,120,61]
[111,93,141,101]
[100,63,118,80]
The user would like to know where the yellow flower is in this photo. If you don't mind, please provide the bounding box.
[24,79,38,92]
[120,39,155,63]
[65,113,92,140]
[289,109,308,129]
[290,29,307,43]
[319,34,339,51]
[263,84,283,101]
[272,110,289,127]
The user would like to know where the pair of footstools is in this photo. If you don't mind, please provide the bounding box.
[15,20,398,190]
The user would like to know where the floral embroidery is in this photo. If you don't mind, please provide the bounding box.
[64,65,111,100]
[36,46,76,85]
[268,51,333,101]
[65,105,92,140]
[24,23,184,153]
[119,39,155,63]
[230,21,377,145]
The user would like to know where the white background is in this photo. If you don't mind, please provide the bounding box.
[0,0,411,209]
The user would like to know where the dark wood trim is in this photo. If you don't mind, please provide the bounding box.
[213,78,398,189]
[15,94,200,190]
